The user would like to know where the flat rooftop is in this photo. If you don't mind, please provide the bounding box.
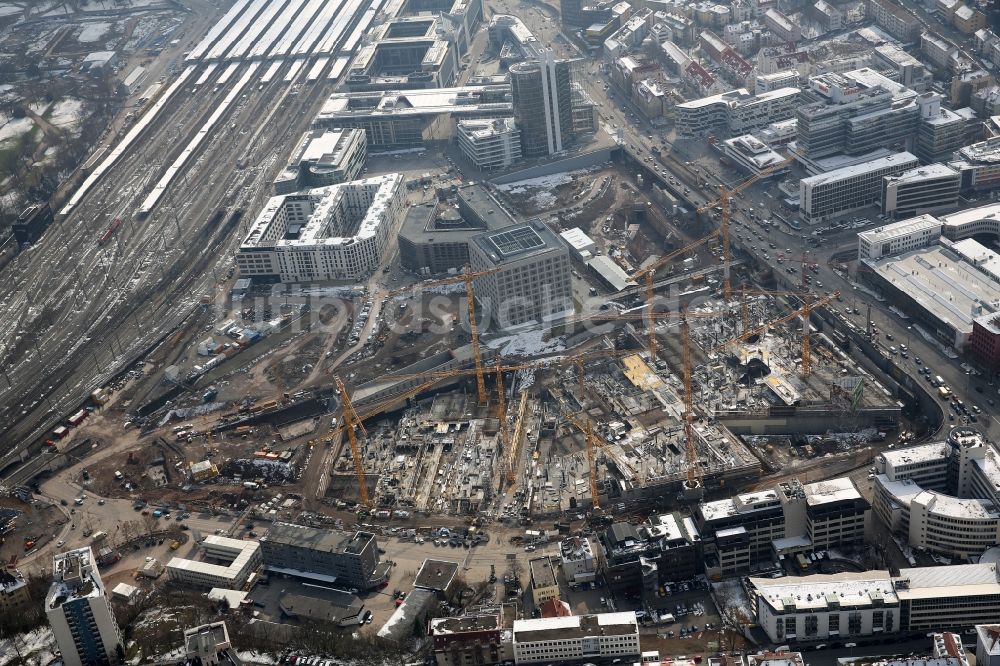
[471,222,563,266]
[895,563,1000,600]
[529,556,558,588]
[513,612,638,643]
[885,163,958,185]
[261,524,374,555]
[802,152,918,187]
[862,243,1000,333]
[858,214,942,245]
[804,477,862,505]
[429,614,501,635]
[700,489,780,522]
[414,559,460,591]
[878,476,1000,521]
[750,571,897,612]
[879,441,949,468]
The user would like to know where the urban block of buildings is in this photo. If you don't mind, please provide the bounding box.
[235,174,405,283]
[259,524,389,590]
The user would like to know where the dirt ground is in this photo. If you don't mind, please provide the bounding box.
[0,497,65,566]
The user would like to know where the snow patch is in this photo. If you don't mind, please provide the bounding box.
[485,329,566,357]
[0,4,22,18]
[78,21,111,42]
[0,627,57,666]
[49,99,84,128]
[0,115,34,144]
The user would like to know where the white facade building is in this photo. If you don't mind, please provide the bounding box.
[752,563,1000,643]
[558,227,597,259]
[873,429,1000,559]
[858,214,943,260]
[167,536,262,589]
[800,152,919,223]
[46,548,124,666]
[676,87,800,138]
[722,134,789,176]
[560,536,598,583]
[273,128,368,194]
[456,118,522,171]
[976,624,1000,666]
[512,612,640,663]
[236,174,405,283]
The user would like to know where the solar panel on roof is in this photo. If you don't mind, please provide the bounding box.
[490,226,544,256]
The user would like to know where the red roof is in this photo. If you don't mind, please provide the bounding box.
[539,598,572,618]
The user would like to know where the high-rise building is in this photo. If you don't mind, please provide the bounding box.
[916,94,967,163]
[510,49,573,157]
[468,222,573,329]
[46,548,123,666]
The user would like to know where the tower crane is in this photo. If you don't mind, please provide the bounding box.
[628,232,721,359]
[707,291,840,376]
[334,375,372,509]
[387,266,499,405]
[679,308,700,496]
[696,155,794,301]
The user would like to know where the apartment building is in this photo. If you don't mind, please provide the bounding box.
[468,222,573,329]
[560,537,598,583]
[46,548,124,666]
[259,524,385,590]
[867,0,921,42]
[529,556,560,604]
[512,612,640,663]
[800,152,920,223]
[236,174,406,283]
[764,8,800,42]
[698,488,785,574]
[857,214,943,260]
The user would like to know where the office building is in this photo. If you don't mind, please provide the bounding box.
[952,137,1000,191]
[166,536,262,589]
[510,50,572,157]
[313,84,512,149]
[345,18,456,92]
[183,622,242,666]
[873,428,1000,559]
[235,174,405,283]
[795,70,918,166]
[922,32,958,70]
[857,215,942,260]
[859,238,1000,349]
[512,612,640,663]
[468,222,573,329]
[273,129,367,194]
[751,563,1000,643]
[698,477,868,576]
[259,524,387,590]
[872,44,932,92]
[529,556,560,604]
[972,312,1000,374]
[977,625,1000,666]
[867,0,921,42]
[912,93,966,164]
[676,87,800,138]
[882,164,960,219]
[601,514,701,600]
[755,70,800,93]
[800,152,919,223]
[398,183,519,274]
[46,548,123,666]
[456,118,522,170]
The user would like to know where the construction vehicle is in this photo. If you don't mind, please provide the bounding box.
[696,155,794,300]
[387,266,499,405]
